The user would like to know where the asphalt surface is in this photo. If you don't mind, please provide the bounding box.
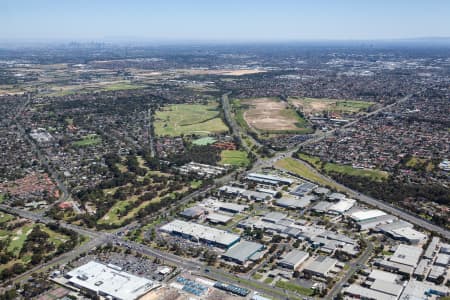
[2,91,447,299]
[327,242,374,299]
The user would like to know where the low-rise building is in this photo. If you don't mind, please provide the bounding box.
[65,261,160,300]
[222,240,264,265]
[277,250,309,270]
[160,219,240,249]
[344,284,397,300]
[303,256,338,278]
[389,244,423,268]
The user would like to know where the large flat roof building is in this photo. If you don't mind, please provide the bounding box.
[160,219,240,249]
[246,173,294,186]
[66,261,159,300]
[399,279,448,300]
[303,256,338,278]
[222,240,264,264]
[390,244,423,267]
[275,196,311,209]
[328,198,356,214]
[278,250,309,270]
[344,284,397,300]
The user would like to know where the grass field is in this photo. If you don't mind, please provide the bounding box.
[73,134,102,147]
[298,153,389,182]
[154,103,228,136]
[219,150,250,167]
[275,280,314,296]
[0,212,14,224]
[192,137,217,145]
[275,157,338,189]
[289,97,373,115]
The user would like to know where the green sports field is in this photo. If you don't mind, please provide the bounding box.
[72,134,102,147]
[154,103,229,136]
[219,150,250,167]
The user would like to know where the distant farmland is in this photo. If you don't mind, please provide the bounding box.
[154,103,229,136]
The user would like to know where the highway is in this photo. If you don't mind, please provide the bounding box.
[275,158,450,240]
[2,91,447,299]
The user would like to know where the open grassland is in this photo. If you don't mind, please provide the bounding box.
[275,157,338,188]
[219,150,250,167]
[235,98,312,134]
[192,137,217,146]
[275,280,314,296]
[289,97,374,115]
[72,134,102,147]
[298,153,389,182]
[154,103,228,136]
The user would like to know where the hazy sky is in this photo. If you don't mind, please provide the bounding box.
[1,0,450,42]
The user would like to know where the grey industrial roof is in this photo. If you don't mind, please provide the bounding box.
[424,236,440,259]
[304,256,337,276]
[246,173,294,185]
[219,202,248,213]
[206,213,233,224]
[180,206,205,218]
[290,181,317,195]
[370,279,404,297]
[160,219,240,247]
[279,250,309,267]
[428,265,446,279]
[328,192,346,201]
[314,187,330,195]
[222,240,264,263]
[435,253,449,266]
[413,259,430,276]
[262,212,287,223]
[390,244,423,267]
[344,284,397,300]
[311,201,332,212]
[375,259,414,274]
[400,279,448,300]
[275,197,311,209]
[368,269,399,283]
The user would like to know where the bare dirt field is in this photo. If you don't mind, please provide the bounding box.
[242,98,302,131]
[289,97,373,116]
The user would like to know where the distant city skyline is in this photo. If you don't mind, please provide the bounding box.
[1,0,450,42]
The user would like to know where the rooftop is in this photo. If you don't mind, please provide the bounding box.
[67,261,159,300]
[351,209,386,222]
[222,240,264,263]
[390,244,423,267]
[279,250,309,267]
[160,219,240,247]
[344,284,397,300]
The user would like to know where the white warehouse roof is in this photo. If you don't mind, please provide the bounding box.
[67,261,159,300]
[351,209,386,222]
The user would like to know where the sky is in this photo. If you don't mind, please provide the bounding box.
[1,0,450,42]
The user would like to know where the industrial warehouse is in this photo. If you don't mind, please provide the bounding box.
[160,219,240,249]
[64,261,160,300]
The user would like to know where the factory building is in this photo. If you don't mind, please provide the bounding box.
[160,219,240,249]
